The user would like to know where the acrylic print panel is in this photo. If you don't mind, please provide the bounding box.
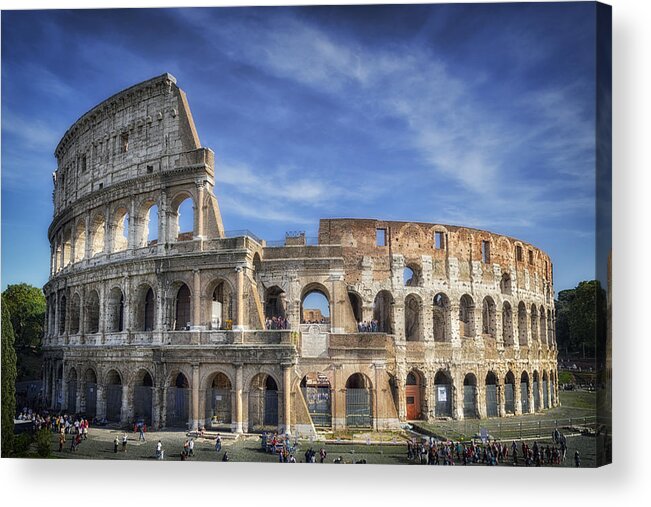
[0,2,611,467]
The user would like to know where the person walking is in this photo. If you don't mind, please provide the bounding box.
[188,438,195,457]
[156,440,163,460]
[122,433,128,452]
[139,424,146,442]
[574,450,581,468]
[215,434,222,452]
[58,431,65,452]
[114,436,119,453]
[222,451,229,462]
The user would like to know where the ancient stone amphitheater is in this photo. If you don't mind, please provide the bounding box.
[42,74,558,434]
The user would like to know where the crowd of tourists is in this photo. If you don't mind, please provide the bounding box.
[301,318,328,325]
[265,316,290,330]
[357,320,381,332]
[406,433,575,467]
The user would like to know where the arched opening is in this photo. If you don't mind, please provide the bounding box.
[518,302,528,345]
[485,371,498,417]
[166,373,190,428]
[205,372,232,429]
[459,295,475,339]
[248,373,279,430]
[482,296,496,339]
[504,371,516,415]
[55,364,63,409]
[433,371,452,417]
[542,371,549,409]
[143,203,159,246]
[170,195,195,241]
[69,293,81,335]
[174,283,192,330]
[345,373,372,428]
[144,287,155,331]
[500,273,512,295]
[73,221,86,262]
[540,306,548,346]
[433,293,450,342]
[403,265,420,287]
[210,280,233,330]
[107,287,125,332]
[300,373,332,428]
[264,286,286,322]
[85,290,100,334]
[405,370,425,420]
[105,370,122,422]
[373,290,394,334]
[90,213,105,257]
[132,284,155,331]
[533,370,541,411]
[348,291,363,324]
[67,368,78,413]
[84,369,98,418]
[62,229,72,267]
[112,207,129,252]
[520,371,530,413]
[301,287,330,324]
[502,302,514,346]
[530,304,539,342]
[463,374,478,419]
[404,294,422,341]
[133,371,154,426]
[58,295,67,335]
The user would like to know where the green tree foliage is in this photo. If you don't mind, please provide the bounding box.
[35,428,51,458]
[2,300,18,457]
[1,284,46,350]
[555,280,607,358]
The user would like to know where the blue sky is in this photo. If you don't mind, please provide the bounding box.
[1,3,599,293]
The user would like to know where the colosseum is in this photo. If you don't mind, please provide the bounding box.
[42,73,559,435]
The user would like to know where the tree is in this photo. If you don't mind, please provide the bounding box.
[1,284,46,350]
[2,299,18,457]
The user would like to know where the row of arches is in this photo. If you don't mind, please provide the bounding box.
[403,368,557,420]
[52,193,196,273]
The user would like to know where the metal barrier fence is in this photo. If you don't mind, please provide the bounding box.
[346,388,372,428]
[302,387,332,428]
[133,386,153,425]
[166,387,190,428]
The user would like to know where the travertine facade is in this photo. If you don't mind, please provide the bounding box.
[43,74,558,434]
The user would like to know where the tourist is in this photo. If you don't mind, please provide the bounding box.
[122,433,128,452]
[222,451,229,462]
[58,431,65,452]
[215,434,222,452]
[188,438,195,456]
[114,436,119,453]
[139,423,146,442]
[319,448,327,463]
[574,450,581,468]
[156,440,163,460]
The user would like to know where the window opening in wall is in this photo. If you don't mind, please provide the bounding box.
[434,231,445,250]
[177,198,194,240]
[98,183,103,190]
[146,205,159,245]
[121,133,129,153]
[528,249,534,264]
[481,240,490,263]
[403,266,415,286]
[147,165,154,173]
[516,245,523,262]
[81,156,87,172]
[376,228,387,247]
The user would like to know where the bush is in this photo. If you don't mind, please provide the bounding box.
[35,429,51,458]
[12,433,33,457]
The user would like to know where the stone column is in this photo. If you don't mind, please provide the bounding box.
[283,364,292,434]
[235,267,245,330]
[527,382,534,414]
[234,364,244,433]
[373,363,384,430]
[61,367,68,411]
[396,371,407,421]
[123,276,131,332]
[191,364,200,431]
[449,302,461,346]
[497,382,505,417]
[96,385,106,419]
[195,182,204,239]
[84,213,92,260]
[454,375,464,420]
[121,384,130,423]
[152,388,161,429]
[514,381,522,415]
[332,365,345,430]
[192,269,201,328]
[160,386,168,429]
[477,383,486,419]
[393,301,405,342]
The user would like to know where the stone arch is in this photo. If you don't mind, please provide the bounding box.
[433,370,453,417]
[405,369,426,420]
[299,372,332,428]
[69,292,81,334]
[485,371,498,417]
[169,191,195,241]
[403,262,421,287]
[90,212,105,256]
[500,272,512,295]
[205,371,233,428]
[84,367,98,418]
[482,296,497,339]
[73,220,86,262]
[530,304,539,342]
[105,369,123,422]
[300,283,330,324]
[397,223,426,250]
[85,290,100,334]
[135,197,159,247]
[347,290,363,324]
[404,293,422,341]
[110,205,129,252]
[504,370,516,414]
[459,294,475,339]
[433,292,451,342]
[58,294,67,335]
[166,372,191,428]
[520,371,530,413]
[173,283,192,330]
[265,285,287,322]
[61,227,72,267]
[518,302,528,345]
[248,373,279,430]
[205,277,234,330]
[345,373,373,428]
[373,290,394,334]
[132,368,154,425]
[106,286,125,332]
[133,283,156,331]
[462,373,478,419]
[502,301,514,346]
